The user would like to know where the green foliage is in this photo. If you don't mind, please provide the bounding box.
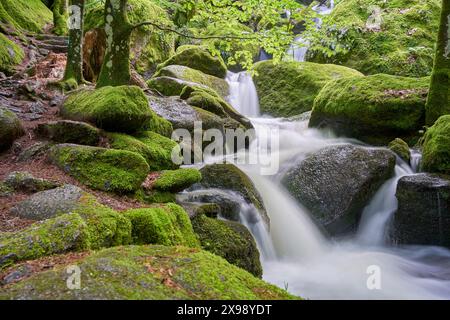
[253,60,363,117]
[108,131,180,171]
[0,245,298,299]
[306,0,442,77]
[152,168,202,193]
[0,33,24,74]
[61,86,153,133]
[422,115,450,175]
[310,74,430,145]
[49,144,150,194]
[191,214,263,278]
[124,204,200,247]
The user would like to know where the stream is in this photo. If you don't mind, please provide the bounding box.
[209,71,450,299]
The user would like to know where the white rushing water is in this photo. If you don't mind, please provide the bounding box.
[286,0,335,62]
[222,74,450,299]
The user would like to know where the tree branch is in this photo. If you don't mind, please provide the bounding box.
[131,21,262,40]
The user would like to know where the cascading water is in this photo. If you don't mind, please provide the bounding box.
[226,71,260,117]
[286,0,335,62]
[221,73,450,299]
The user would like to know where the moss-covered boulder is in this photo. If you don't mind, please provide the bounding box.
[393,173,450,247]
[0,0,52,34]
[107,132,180,171]
[124,204,200,247]
[49,144,149,193]
[0,34,24,74]
[4,171,58,193]
[282,145,396,235]
[83,0,176,75]
[60,86,153,133]
[253,61,363,117]
[0,245,297,299]
[0,213,90,270]
[310,74,429,145]
[147,76,213,97]
[36,120,100,146]
[157,46,227,79]
[152,168,202,193]
[306,0,441,77]
[1,190,133,269]
[154,65,229,97]
[192,214,262,278]
[198,164,269,226]
[388,138,411,163]
[422,115,450,175]
[0,106,24,152]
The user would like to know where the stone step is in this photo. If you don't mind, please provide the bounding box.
[35,43,68,53]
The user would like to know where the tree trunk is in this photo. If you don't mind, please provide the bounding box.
[96,0,133,88]
[426,0,450,125]
[63,0,85,83]
[52,0,68,36]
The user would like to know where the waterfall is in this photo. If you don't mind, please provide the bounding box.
[286,0,335,62]
[211,74,450,299]
[410,149,422,173]
[226,71,260,117]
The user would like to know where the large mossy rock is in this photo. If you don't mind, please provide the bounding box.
[0,34,24,74]
[0,245,297,300]
[422,115,450,175]
[253,61,363,117]
[147,76,213,98]
[1,190,132,269]
[192,214,262,278]
[198,164,269,226]
[0,106,24,152]
[388,138,411,163]
[282,145,396,235]
[107,131,180,171]
[36,120,101,146]
[309,74,429,145]
[61,86,154,133]
[393,174,450,247]
[0,0,52,34]
[152,168,202,193]
[157,46,227,79]
[83,0,175,75]
[4,171,57,194]
[124,204,200,248]
[49,144,149,194]
[153,65,229,97]
[307,0,441,77]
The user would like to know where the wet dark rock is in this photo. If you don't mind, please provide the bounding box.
[393,174,450,247]
[36,120,100,146]
[282,145,396,235]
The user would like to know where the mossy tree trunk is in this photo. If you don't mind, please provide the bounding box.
[63,0,85,84]
[96,0,133,88]
[52,0,68,36]
[426,0,450,125]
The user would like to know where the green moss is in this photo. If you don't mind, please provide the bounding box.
[0,0,52,34]
[157,46,227,79]
[192,214,263,278]
[307,0,441,77]
[61,86,153,133]
[388,138,411,163]
[49,144,150,194]
[422,115,450,175]
[3,171,58,193]
[0,213,90,270]
[253,60,364,117]
[152,168,202,193]
[51,0,67,36]
[108,132,180,171]
[0,245,298,299]
[310,74,430,145]
[186,91,227,117]
[84,0,176,74]
[154,65,229,97]
[0,33,24,74]
[36,120,100,146]
[134,189,176,204]
[0,106,24,151]
[147,76,213,97]
[0,182,13,197]
[124,204,200,248]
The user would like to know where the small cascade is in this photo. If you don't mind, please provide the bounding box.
[410,149,423,173]
[226,71,260,117]
[285,0,335,62]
